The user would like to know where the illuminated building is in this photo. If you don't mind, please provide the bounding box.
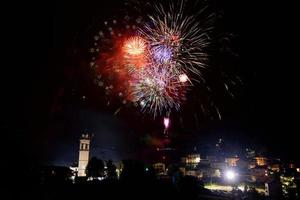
[179,167,186,175]
[280,175,298,199]
[245,148,255,159]
[250,166,269,183]
[225,157,239,167]
[185,169,202,178]
[269,164,280,172]
[182,154,200,168]
[181,154,210,179]
[78,134,90,177]
[153,162,166,175]
[288,163,296,169]
[255,156,268,166]
[211,169,221,178]
[248,161,256,169]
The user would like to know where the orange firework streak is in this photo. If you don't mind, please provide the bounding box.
[94,36,148,102]
[123,36,148,70]
[123,36,146,55]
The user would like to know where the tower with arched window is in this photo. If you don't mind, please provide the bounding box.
[78,134,90,177]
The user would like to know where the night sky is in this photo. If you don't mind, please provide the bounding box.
[3,0,298,168]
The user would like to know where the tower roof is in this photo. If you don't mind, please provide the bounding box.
[81,134,90,139]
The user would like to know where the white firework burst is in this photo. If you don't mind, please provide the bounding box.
[131,65,186,117]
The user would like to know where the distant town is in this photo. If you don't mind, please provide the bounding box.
[29,134,299,200]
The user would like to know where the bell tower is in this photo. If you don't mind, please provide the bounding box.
[78,134,90,177]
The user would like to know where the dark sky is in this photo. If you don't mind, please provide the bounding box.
[3,0,298,167]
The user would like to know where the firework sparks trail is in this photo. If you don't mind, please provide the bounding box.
[131,64,186,116]
[123,36,146,56]
[88,0,232,119]
[138,1,213,78]
[164,117,170,129]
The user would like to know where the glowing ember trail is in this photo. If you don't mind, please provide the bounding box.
[89,1,231,120]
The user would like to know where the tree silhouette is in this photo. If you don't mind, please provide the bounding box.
[167,164,183,184]
[119,160,145,181]
[86,156,104,178]
[106,160,117,179]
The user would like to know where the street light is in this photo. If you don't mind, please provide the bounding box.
[225,170,237,181]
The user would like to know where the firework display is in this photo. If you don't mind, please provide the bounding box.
[89,1,219,118]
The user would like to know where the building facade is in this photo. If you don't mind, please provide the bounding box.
[78,134,90,177]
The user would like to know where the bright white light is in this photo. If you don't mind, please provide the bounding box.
[225,170,236,181]
[140,100,145,106]
[195,157,200,163]
[179,73,188,83]
[238,185,244,191]
[145,78,152,85]
[164,117,170,129]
